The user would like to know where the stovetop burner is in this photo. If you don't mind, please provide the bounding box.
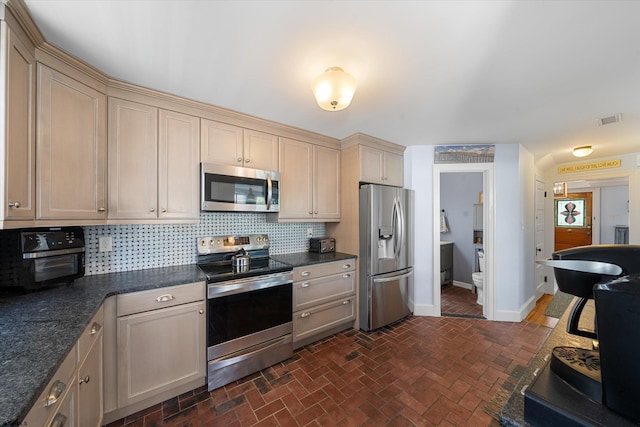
[198,257,292,283]
[196,233,292,283]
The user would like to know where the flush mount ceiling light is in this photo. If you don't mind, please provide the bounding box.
[572,145,593,158]
[311,67,357,111]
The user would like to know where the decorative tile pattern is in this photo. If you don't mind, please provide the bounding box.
[107,316,552,427]
[84,213,325,275]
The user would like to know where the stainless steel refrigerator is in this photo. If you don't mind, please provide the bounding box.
[359,184,414,331]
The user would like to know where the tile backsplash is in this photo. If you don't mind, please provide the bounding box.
[83,213,325,275]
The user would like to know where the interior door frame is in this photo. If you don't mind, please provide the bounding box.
[433,163,495,320]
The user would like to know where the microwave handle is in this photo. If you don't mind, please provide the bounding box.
[266,174,273,210]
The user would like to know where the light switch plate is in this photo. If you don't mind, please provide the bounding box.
[99,236,113,252]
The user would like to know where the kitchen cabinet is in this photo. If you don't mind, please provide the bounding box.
[201,119,278,171]
[359,144,404,187]
[115,282,206,409]
[292,259,356,348]
[108,97,200,220]
[0,20,35,222]
[24,305,104,427]
[276,137,340,222]
[37,63,107,220]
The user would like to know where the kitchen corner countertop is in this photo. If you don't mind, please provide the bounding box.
[270,251,356,267]
[0,264,205,427]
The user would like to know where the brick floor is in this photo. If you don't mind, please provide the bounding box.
[441,284,484,318]
[107,316,551,427]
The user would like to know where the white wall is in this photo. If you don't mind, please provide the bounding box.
[405,143,536,321]
[600,185,629,243]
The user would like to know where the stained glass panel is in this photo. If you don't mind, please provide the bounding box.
[556,198,586,227]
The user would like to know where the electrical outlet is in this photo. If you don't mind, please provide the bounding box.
[99,236,113,252]
[307,228,313,238]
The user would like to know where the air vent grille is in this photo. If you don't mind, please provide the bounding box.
[599,114,622,126]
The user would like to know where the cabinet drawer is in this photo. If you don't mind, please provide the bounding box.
[293,295,355,343]
[294,271,355,311]
[117,281,205,316]
[292,259,355,282]
[24,344,77,427]
[77,304,104,363]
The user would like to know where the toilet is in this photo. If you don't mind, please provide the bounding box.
[472,249,485,305]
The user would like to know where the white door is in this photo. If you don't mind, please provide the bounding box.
[534,177,547,295]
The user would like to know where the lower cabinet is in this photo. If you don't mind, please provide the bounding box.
[103,281,206,421]
[24,306,104,427]
[292,259,356,348]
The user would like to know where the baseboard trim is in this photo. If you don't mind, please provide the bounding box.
[453,280,472,290]
[413,303,435,316]
[493,295,537,322]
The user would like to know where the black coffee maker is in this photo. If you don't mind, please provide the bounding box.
[527,245,640,426]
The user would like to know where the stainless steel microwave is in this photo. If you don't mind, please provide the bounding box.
[201,163,280,212]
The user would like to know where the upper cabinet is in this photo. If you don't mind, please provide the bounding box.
[108,97,200,221]
[0,21,35,222]
[37,64,107,220]
[359,145,404,187]
[276,137,340,222]
[201,119,278,171]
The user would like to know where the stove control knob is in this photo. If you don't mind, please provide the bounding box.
[200,240,206,246]
[209,240,215,246]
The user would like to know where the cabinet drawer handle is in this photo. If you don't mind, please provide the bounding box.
[342,300,351,305]
[8,201,20,208]
[301,282,310,288]
[155,294,175,303]
[89,322,101,335]
[79,375,90,384]
[45,381,66,407]
[50,413,67,427]
[300,312,311,318]
[301,271,310,277]
[343,274,351,278]
[343,264,351,269]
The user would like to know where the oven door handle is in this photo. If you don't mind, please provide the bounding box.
[210,335,290,369]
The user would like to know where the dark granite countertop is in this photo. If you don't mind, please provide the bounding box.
[0,264,205,427]
[270,251,356,267]
[499,297,595,426]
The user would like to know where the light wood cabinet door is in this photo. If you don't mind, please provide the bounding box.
[313,146,340,220]
[243,129,278,171]
[2,23,35,220]
[158,110,199,219]
[108,98,158,219]
[117,301,206,407]
[383,151,404,187]
[359,145,403,186]
[37,64,107,219]
[359,145,384,184]
[278,137,313,219]
[77,336,103,427]
[200,119,242,167]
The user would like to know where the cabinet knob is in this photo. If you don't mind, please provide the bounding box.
[301,271,310,277]
[237,158,243,163]
[301,282,310,288]
[45,381,66,407]
[89,322,101,335]
[314,211,318,214]
[98,207,105,212]
[149,208,155,212]
[199,309,204,314]
[342,300,351,305]
[308,211,313,215]
[343,274,351,278]
[161,208,167,213]
[343,264,351,269]
[300,312,311,318]
[245,158,250,163]
[8,201,20,208]
[79,375,90,384]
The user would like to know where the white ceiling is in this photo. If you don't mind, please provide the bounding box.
[22,0,640,166]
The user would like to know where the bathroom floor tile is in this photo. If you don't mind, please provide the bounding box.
[441,284,484,318]
[113,316,551,427]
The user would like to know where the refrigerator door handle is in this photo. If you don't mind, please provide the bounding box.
[373,270,414,283]
[392,198,404,259]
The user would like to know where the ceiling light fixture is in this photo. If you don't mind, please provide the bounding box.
[572,145,593,158]
[311,67,357,111]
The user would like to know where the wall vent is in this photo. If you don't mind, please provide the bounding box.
[598,114,622,126]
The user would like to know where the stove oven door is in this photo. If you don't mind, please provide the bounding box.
[206,274,293,390]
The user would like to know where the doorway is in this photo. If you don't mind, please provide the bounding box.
[554,191,593,251]
[433,163,495,320]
